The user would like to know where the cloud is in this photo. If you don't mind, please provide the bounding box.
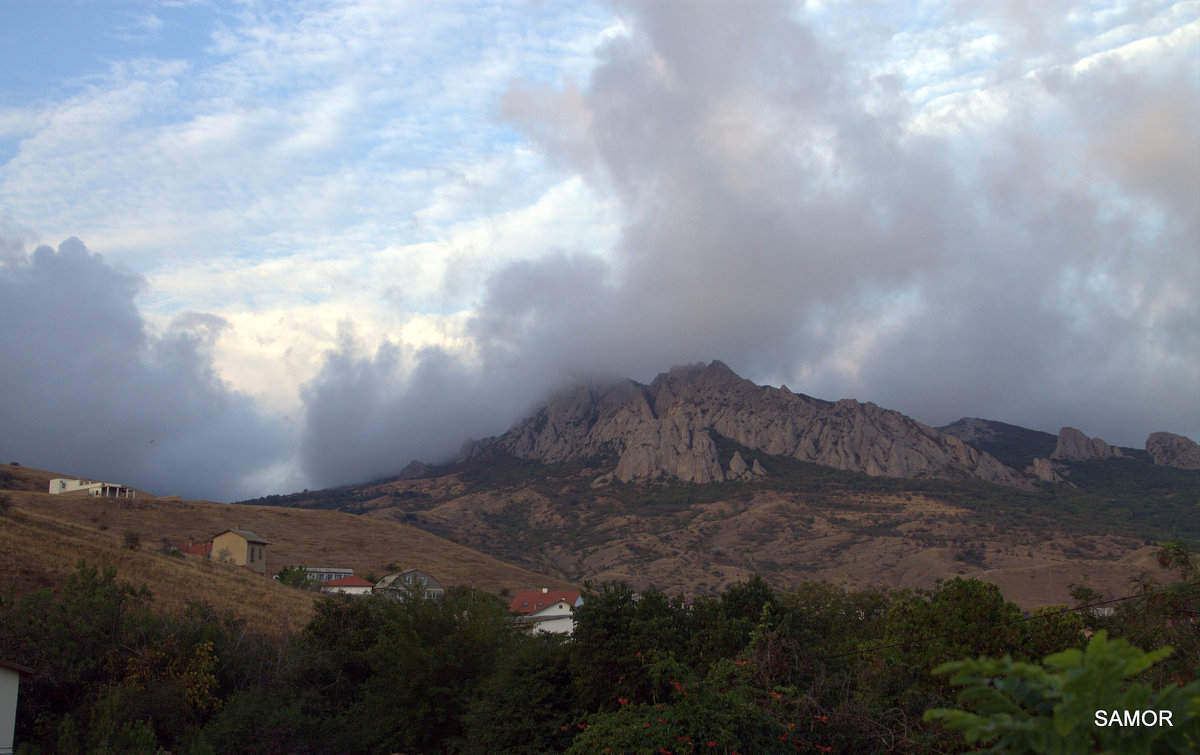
[295,0,1197,486]
[0,237,290,500]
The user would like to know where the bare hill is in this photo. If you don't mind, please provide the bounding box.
[264,454,1174,610]
[0,464,574,632]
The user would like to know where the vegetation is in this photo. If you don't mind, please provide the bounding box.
[2,546,1195,754]
[926,632,1200,753]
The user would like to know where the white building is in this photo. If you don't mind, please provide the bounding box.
[509,588,584,635]
[1,659,32,755]
[375,569,445,600]
[48,478,134,498]
[303,567,354,584]
[320,575,376,596]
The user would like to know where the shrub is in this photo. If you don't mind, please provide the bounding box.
[926,631,1200,753]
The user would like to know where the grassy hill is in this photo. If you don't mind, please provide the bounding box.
[0,463,574,634]
[242,441,1195,608]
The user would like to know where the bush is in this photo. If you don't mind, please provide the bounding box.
[122,530,142,551]
[926,631,1200,753]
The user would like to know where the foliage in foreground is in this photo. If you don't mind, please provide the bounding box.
[926,631,1200,754]
[0,545,1196,753]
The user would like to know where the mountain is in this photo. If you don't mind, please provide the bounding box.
[462,361,1027,488]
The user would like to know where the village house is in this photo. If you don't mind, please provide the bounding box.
[303,567,354,584]
[509,588,583,636]
[374,569,445,600]
[47,478,134,498]
[320,575,376,596]
[1,659,32,755]
[211,529,269,574]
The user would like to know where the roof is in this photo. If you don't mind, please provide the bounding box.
[509,589,582,615]
[214,528,269,544]
[325,575,375,588]
[0,658,34,676]
[174,541,213,558]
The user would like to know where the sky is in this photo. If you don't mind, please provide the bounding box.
[1,0,1197,501]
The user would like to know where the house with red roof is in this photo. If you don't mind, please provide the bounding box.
[320,575,376,596]
[508,588,583,635]
[169,528,268,575]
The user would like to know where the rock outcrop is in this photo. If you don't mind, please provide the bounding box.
[464,361,1027,488]
[1028,457,1066,484]
[1050,427,1122,462]
[1146,432,1200,470]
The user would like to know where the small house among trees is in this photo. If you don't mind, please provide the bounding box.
[509,588,583,635]
[320,575,376,596]
[375,569,444,599]
[303,567,353,583]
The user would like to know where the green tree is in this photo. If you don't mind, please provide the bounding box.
[926,631,1200,754]
[275,564,312,589]
[463,633,575,754]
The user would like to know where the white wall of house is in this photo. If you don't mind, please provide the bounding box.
[527,600,578,636]
[304,567,353,582]
[47,478,134,498]
[0,665,21,755]
[322,584,373,596]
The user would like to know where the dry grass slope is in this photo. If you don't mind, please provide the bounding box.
[1,464,574,634]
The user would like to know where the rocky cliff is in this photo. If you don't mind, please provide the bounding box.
[462,361,1027,487]
[1146,432,1200,470]
[1050,427,1123,461]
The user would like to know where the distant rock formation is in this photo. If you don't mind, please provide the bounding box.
[1050,427,1122,462]
[463,361,1026,488]
[938,417,998,444]
[1146,432,1200,470]
[1029,457,1067,484]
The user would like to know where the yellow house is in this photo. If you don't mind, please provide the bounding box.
[211,529,269,574]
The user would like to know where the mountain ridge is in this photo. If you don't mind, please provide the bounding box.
[462,360,1028,488]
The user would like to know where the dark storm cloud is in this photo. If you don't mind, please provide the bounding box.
[0,237,288,500]
[299,0,1198,486]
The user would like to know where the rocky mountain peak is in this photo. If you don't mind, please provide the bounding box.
[466,361,1027,488]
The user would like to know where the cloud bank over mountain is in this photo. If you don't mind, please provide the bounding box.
[1,1,1196,498]
[297,0,1199,487]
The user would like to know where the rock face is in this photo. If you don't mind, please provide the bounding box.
[1146,432,1200,470]
[464,361,1026,487]
[1050,427,1122,462]
[1029,457,1066,484]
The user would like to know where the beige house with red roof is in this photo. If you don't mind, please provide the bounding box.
[211,529,269,574]
[509,588,583,635]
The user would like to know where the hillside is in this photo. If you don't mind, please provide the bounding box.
[250,447,1192,608]
[0,463,574,633]
[244,366,1196,608]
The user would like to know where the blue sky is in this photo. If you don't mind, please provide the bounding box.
[1,1,1197,500]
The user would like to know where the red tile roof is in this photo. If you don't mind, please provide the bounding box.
[509,589,581,615]
[174,541,212,558]
[325,575,375,588]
